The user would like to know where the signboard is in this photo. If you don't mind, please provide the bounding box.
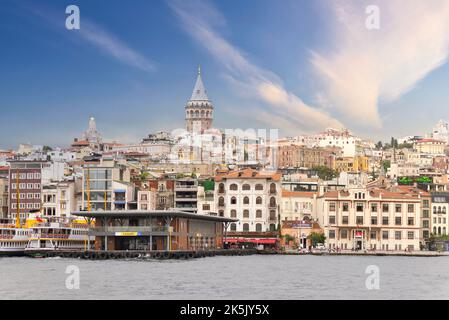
[115,232,142,236]
[355,231,363,238]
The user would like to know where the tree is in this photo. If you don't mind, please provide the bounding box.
[139,171,149,182]
[312,166,338,181]
[382,160,391,172]
[308,232,326,247]
[375,141,383,149]
[43,145,53,153]
[284,234,296,244]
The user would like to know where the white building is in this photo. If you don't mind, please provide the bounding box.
[215,168,281,232]
[318,188,422,251]
[280,190,317,221]
[431,120,449,144]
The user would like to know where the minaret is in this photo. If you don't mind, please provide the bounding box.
[185,66,214,133]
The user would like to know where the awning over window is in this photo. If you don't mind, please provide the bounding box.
[224,238,277,244]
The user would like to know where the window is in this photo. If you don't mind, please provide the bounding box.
[269,224,276,231]
[256,210,262,218]
[371,203,378,212]
[243,196,249,205]
[395,231,401,240]
[395,204,402,213]
[407,217,414,226]
[230,184,238,191]
[329,203,336,212]
[243,223,250,231]
[329,216,336,224]
[242,184,251,191]
[382,216,389,225]
[230,210,237,218]
[395,217,402,226]
[243,210,249,218]
[408,231,414,240]
[329,230,336,239]
[230,197,237,205]
[342,216,349,224]
[141,204,148,210]
[269,197,276,207]
[423,209,429,218]
[256,197,262,205]
[356,203,364,212]
[269,210,276,220]
[255,184,264,191]
[140,194,147,201]
[370,231,377,240]
[269,183,277,194]
[423,220,429,228]
[230,223,237,231]
[356,216,363,225]
[371,216,378,225]
[407,204,414,213]
[256,223,262,232]
[218,183,225,193]
[382,203,389,213]
[343,203,349,212]
[202,204,210,211]
[341,229,348,239]
[218,196,225,206]
[382,231,389,240]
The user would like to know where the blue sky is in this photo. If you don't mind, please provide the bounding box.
[1,0,449,149]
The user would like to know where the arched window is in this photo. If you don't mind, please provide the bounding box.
[195,110,199,118]
[269,197,276,207]
[230,210,237,218]
[230,183,238,191]
[438,227,442,235]
[255,184,264,191]
[218,210,224,217]
[218,196,224,206]
[434,207,437,214]
[269,224,276,231]
[434,227,437,234]
[243,210,249,218]
[242,184,251,191]
[269,183,277,194]
[243,223,250,231]
[269,210,276,221]
[256,209,262,218]
[243,196,249,205]
[218,183,225,194]
[230,197,237,205]
[256,197,262,205]
[444,207,447,214]
[230,223,237,231]
[256,223,262,232]
[201,110,205,117]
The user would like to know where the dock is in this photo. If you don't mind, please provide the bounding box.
[24,248,258,260]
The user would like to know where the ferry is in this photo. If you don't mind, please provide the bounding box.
[25,217,94,252]
[0,220,31,256]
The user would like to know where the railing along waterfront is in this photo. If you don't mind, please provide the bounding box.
[91,226,170,233]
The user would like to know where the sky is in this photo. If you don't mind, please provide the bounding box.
[1,0,449,149]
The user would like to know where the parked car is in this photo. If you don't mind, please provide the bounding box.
[315,243,326,250]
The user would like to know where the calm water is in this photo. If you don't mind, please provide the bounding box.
[1,255,449,299]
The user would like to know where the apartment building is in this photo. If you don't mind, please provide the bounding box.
[8,160,46,221]
[215,168,281,232]
[319,188,422,251]
[430,192,449,236]
[174,178,198,213]
[280,190,318,222]
[0,175,8,218]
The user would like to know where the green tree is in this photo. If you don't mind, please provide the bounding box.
[375,141,383,149]
[312,166,338,180]
[308,232,326,247]
[139,171,149,182]
[42,145,53,153]
[382,160,391,172]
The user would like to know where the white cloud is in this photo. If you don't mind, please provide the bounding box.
[168,0,343,134]
[312,0,449,128]
[79,21,155,73]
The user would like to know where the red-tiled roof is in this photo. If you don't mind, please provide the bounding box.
[215,168,281,182]
[281,189,317,198]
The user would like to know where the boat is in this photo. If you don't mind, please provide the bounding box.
[0,220,31,256]
[25,217,94,253]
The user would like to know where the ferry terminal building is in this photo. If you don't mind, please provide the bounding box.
[73,210,237,251]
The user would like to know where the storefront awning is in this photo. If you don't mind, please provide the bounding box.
[224,238,277,244]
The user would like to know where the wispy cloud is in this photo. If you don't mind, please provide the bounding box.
[312,0,449,128]
[26,3,155,72]
[168,0,343,135]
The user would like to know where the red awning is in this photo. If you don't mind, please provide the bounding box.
[224,238,277,244]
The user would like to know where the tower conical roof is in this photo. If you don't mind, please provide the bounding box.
[190,66,209,101]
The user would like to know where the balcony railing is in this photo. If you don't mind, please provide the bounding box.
[91,226,170,233]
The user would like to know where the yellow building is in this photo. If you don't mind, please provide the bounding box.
[414,139,446,155]
[333,156,369,173]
